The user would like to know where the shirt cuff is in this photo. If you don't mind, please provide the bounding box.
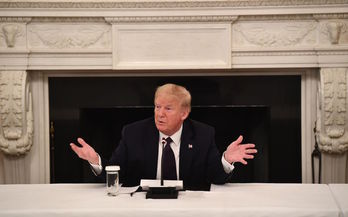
[89,154,102,176]
[221,151,234,174]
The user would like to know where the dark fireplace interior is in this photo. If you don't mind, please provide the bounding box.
[49,72,301,184]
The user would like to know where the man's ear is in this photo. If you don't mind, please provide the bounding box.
[181,109,189,120]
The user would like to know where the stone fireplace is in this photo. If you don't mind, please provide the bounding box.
[0,0,347,184]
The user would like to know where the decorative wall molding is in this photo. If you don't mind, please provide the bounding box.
[0,18,30,48]
[1,24,23,47]
[327,21,347,44]
[112,23,231,69]
[28,24,111,49]
[31,17,106,23]
[313,13,348,20]
[105,15,238,23]
[0,70,33,155]
[0,17,31,48]
[316,49,348,55]
[316,68,348,154]
[231,50,318,56]
[320,21,348,44]
[238,14,316,21]
[233,22,317,47]
[0,17,31,23]
[0,0,347,9]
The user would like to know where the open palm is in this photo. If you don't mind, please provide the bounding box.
[70,138,99,165]
[224,135,257,164]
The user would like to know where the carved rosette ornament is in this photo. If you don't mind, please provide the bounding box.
[316,68,348,154]
[0,71,33,155]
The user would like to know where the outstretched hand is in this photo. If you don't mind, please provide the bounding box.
[224,135,257,165]
[70,138,99,165]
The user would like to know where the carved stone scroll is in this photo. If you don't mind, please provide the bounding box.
[0,71,33,155]
[316,68,348,154]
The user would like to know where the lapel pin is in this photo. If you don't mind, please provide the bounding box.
[188,144,193,149]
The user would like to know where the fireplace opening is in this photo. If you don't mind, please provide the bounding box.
[49,74,301,184]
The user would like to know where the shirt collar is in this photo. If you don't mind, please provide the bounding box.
[159,125,183,147]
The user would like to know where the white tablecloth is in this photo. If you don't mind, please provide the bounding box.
[0,183,341,217]
[329,184,348,217]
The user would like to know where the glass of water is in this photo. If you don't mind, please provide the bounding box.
[105,165,120,196]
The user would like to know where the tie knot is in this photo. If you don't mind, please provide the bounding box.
[162,137,173,146]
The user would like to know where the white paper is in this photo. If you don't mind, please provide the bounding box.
[118,186,140,194]
[140,179,183,190]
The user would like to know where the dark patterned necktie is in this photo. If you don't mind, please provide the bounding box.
[162,137,177,180]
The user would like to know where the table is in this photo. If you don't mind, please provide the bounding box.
[0,183,341,217]
[329,184,348,217]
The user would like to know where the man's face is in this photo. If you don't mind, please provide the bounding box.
[154,94,189,136]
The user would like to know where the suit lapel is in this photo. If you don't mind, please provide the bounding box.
[179,120,195,181]
[143,119,159,179]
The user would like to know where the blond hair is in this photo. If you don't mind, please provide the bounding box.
[155,83,191,112]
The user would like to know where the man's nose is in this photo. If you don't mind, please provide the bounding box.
[157,108,165,117]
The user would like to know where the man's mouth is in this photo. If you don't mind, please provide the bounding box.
[157,120,166,124]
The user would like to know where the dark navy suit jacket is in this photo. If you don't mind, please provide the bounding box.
[101,117,232,190]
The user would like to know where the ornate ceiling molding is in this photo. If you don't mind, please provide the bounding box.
[313,13,348,20]
[238,14,348,22]
[231,50,318,56]
[31,17,106,23]
[0,17,31,23]
[237,14,316,21]
[0,0,348,9]
[105,15,238,23]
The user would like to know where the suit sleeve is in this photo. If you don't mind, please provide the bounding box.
[206,127,233,184]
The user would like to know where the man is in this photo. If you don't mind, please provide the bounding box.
[71,83,257,190]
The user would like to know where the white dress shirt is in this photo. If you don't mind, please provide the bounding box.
[156,126,182,180]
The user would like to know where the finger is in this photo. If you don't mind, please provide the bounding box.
[77,138,88,147]
[245,148,257,154]
[70,143,81,154]
[244,154,255,159]
[70,143,78,149]
[240,159,248,165]
[241,143,256,149]
[232,135,243,146]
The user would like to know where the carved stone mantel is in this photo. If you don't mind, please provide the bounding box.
[0,0,348,184]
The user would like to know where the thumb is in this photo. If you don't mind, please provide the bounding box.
[232,135,243,146]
